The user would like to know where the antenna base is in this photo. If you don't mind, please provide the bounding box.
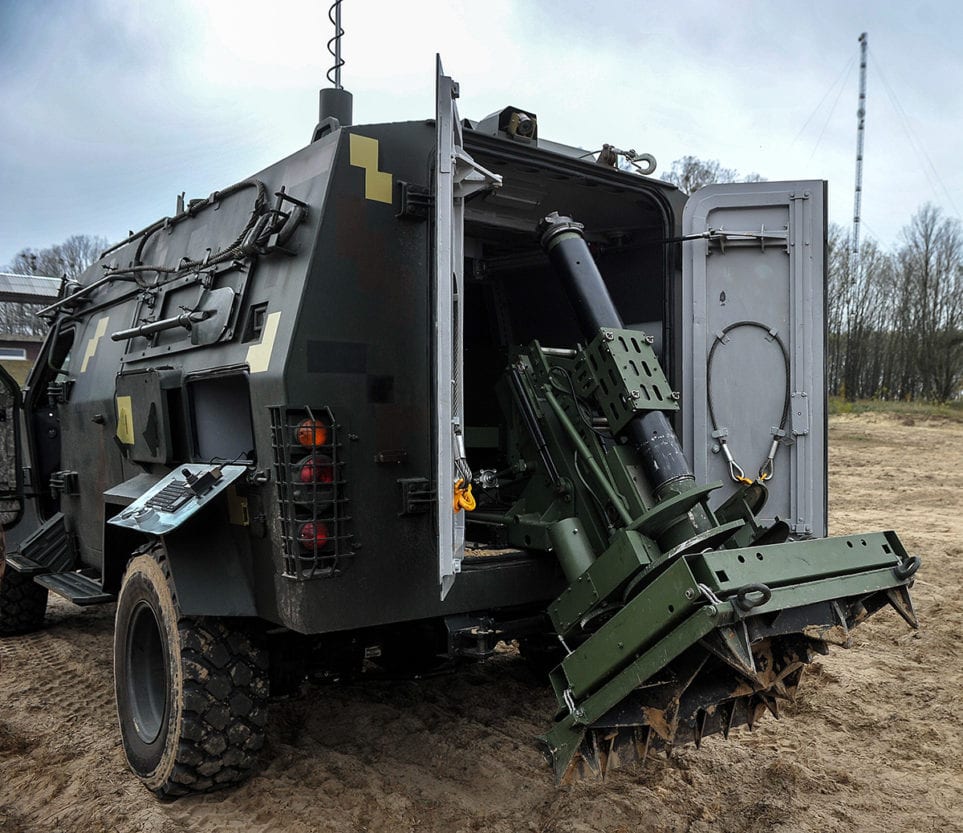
[313,88,353,141]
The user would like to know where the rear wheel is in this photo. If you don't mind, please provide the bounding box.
[0,535,48,636]
[114,545,269,797]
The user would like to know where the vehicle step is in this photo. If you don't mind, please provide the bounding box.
[4,551,47,575]
[33,571,113,606]
[8,512,75,575]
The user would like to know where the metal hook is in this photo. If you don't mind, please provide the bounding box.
[758,437,779,481]
[721,441,752,485]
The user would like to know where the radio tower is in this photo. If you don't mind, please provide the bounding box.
[852,32,868,275]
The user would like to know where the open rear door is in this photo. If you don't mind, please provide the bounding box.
[682,181,827,537]
[0,364,24,530]
[433,57,501,597]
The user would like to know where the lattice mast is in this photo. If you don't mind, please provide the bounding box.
[852,32,868,274]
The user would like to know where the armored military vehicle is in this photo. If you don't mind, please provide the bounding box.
[0,59,919,795]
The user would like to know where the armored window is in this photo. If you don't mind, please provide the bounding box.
[241,303,268,343]
[187,371,256,463]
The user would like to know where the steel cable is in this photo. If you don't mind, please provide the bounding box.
[706,321,791,481]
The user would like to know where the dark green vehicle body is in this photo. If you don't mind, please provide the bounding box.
[5,107,686,634]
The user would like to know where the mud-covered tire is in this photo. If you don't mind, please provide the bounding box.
[114,546,269,797]
[0,539,48,636]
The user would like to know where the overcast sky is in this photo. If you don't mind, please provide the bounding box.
[1,0,960,268]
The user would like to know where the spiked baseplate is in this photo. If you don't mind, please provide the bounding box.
[490,212,922,784]
[542,530,918,783]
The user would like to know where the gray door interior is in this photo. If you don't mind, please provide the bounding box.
[682,181,827,537]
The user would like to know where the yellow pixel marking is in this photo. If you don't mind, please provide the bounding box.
[349,134,393,204]
[116,395,134,445]
[80,316,110,373]
[245,311,281,374]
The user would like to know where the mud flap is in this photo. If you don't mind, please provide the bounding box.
[107,464,256,616]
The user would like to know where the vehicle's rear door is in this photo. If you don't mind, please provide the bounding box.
[682,181,827,537]
[433,56,501,597]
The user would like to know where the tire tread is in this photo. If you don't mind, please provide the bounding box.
[0,563,48,636]
[123,545,268,798]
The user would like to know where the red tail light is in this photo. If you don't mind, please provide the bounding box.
[296,418,328,449]
[298,455,334,485]
[298,521,330,551]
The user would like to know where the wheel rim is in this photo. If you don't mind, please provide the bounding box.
[125,600,168,744]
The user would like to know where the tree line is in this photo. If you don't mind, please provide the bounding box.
[828,205,963,403]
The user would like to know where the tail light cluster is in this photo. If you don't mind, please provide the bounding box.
[271,407,354,579]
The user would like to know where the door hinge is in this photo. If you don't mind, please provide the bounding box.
[47,380,73,404]
[396,182,433,221]
[790,392,810,436]
[49,470,80,497]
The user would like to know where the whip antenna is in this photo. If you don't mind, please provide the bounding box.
[314,0,352,138]
[326,0,345,89]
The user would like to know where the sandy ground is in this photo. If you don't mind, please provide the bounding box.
[1,412,961,833]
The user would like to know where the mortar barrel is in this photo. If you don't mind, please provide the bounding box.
[537,212,693,499]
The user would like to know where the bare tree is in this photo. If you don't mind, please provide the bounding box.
[896,205,963,402]
[826,223,848,395]
[826,226,889,399]
[1,234,107,337]
[827,205,963,403]
[664,156,766,194]
[8,233,106,281]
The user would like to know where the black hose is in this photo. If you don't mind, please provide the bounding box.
[128,179,269,275]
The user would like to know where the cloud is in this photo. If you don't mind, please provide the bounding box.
[1,0,961,265]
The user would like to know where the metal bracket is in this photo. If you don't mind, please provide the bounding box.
[572,327,678,434]
[46,380,73,405]
[704,225,790,254]
[790,391,810,436]
[452,148,502,200]
[396,181,433,220]
[399,477,434,516]
[49,470,79,497]
[375,449,408,465]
